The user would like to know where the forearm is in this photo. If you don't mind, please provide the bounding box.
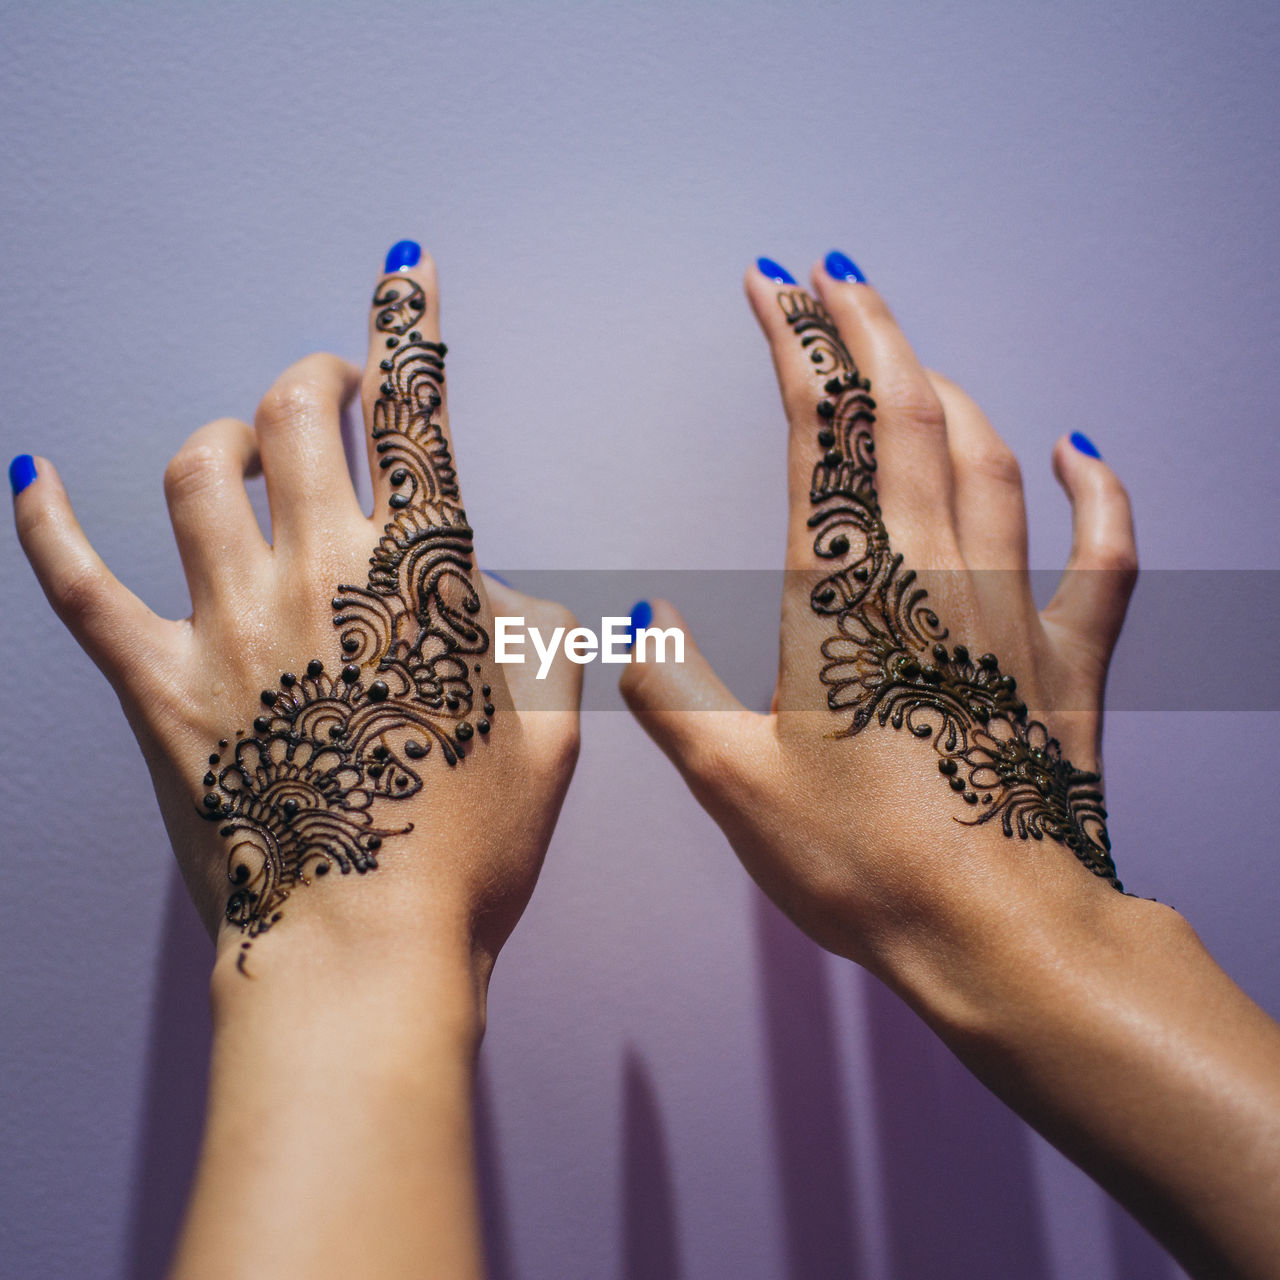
[172,914,486,1280]
[888,884,1280,1280]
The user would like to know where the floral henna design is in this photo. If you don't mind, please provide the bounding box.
[199,281,496,970]
[778,289,1121,890]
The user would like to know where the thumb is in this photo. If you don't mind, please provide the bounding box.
[1042,432,1139,663]
[11,454,177,687]
[619,599,769,795]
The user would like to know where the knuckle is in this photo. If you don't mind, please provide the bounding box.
[1082,539,1139,582]
[879,374,947,434]
[296,351,356,387]
[256,378,322,431]
[50,561,108,623]
[962,442,1023,489]
[164,446,224,504]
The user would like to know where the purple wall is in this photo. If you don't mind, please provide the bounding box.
[3,3,1277,1277]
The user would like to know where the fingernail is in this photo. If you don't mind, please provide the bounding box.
[627,600,653,649]
[825,250,866,283]
[757,257,797,285]
[1070,431,1102,459]
[481,568,515,589]
[9,454,36,496]
[384,240,421,273]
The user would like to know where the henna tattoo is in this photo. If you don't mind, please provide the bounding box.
[778,289,1122,889]
[199,284,496,969]
[372,275,426,337]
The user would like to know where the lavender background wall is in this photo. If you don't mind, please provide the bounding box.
[2,2,1277,1277]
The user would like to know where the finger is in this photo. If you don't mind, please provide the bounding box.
[1042,434,1138,661]
[163,418,268,615]
[364,243,466,525]
[483,576,584,717]
[928,370,1028,571]
[12,455,181,684]
[744,260,862,572]
[253,352,365,547]
[482,575,583,765]
[619,599,770,802]
[809,255,958,558]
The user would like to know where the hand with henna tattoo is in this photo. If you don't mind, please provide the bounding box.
[621,254,1280,1279]
[11,242,580,1279]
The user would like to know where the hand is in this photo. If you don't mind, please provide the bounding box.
[622,253,1141,976]
[13,245,581,997]
[622,256,1280,1280]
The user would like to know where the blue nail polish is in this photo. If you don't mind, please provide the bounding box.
[757,258,797,285]
[9,454,36,496]
[825,250,866,283]
[481,568,515,588]
[627,600,654,648]
[384,240,421,273]
[1070,431,1102,459]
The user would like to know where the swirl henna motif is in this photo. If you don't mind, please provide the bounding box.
[198,282,496,971]
[778,289,1122,890]
[372,275,426,336]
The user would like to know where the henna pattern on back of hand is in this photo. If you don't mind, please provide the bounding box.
[199,279,497,970]
[778,289,1122,890]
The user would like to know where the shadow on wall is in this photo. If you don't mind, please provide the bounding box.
[124,870,214,1280]
[864,964,1180,1279]
[475,1058,517,1280]
[125,876,522,1280]
[862,971,1053,1278]
[755,891,863,1278]
[1106,1194,1182,1280]
[620,1048,683,1280]
[125,870,1182,1280]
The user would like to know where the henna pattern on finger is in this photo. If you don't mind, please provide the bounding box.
[372,275,426,336]
[198,283,497,971]
[778,289,1121,889]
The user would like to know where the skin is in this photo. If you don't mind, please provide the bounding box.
[620,261,1280,1280]
[12,249,581,1280]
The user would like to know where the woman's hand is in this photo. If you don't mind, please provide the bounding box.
[621,254,1280,1280]
[12,243,581,995]
[13,244,582,1280]
[623,252,1140,976]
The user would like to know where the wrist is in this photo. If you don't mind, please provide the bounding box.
[868,855,1183,1046]
[181,896,487,1280]
[209,896,487,1052]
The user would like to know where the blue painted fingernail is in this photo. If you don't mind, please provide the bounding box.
[757,258,797,285]
[9,454,36,496]
[1070,431,1102,459]
[825,250,866,283]
[627,600,654,649]
[481,568,515,588]
[384,240,421,273]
